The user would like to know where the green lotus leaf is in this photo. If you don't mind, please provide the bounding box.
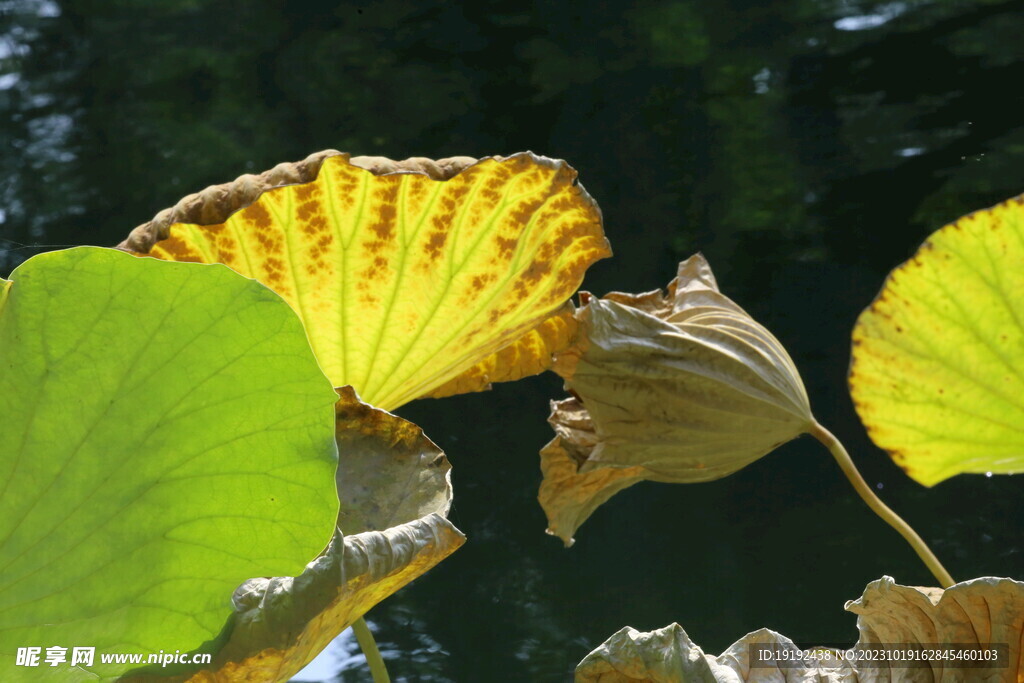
[156,387,465,682]
[0,248,339,680]
[121,151,611,412]
[541,254,814,544]
[576,576,1023,682]
[850,195,1024,486]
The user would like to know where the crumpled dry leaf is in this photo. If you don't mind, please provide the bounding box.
[576,625,849,683]
[332,386,455,533]
[576,576,1023,682]
[846,575,1023,681]
[122,151,610,411]
[128,388,465,682]
[539,396,647,548]
[541,253,814,544]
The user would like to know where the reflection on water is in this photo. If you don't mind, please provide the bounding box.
[1,0,79,267]
[834,2,910,31]
[3,1,1022,681]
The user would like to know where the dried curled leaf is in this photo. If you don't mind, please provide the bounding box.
[576,625,848,682]
[539,397,646,548]
[850,195,1024,486]
[541,254,814,544]
[332,386,455,534]
[846,576,1023,681]
[577,576,1023,682]
[177,522,464,683]
[125,151,610,411]
[135,389,465,682]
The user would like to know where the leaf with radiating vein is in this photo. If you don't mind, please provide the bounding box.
[0,248,339,681]
[850,195,1024,486]
[132,152,610,411]
[144,388,465,682]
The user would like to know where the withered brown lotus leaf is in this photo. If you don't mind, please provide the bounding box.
[576,576,1023,682]
[541,254,814,544]
[576,624,852,682]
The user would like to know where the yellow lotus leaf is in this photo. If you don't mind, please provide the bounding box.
[541,254,814,544]
[426,301,579,398]
[122,151,610,411]
[577,576,1023,682]
[850,195,1024,486]
[140,388,465,682]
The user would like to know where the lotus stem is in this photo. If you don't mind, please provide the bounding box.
[809,422,955,589]
[352,616,391,683]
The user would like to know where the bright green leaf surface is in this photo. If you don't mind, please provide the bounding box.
[850,196,1024,486]
[160,388,465,682]
[0,248,339,681]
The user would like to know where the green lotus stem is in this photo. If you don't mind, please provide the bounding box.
[352,616,391,683]
[809,422,955,589]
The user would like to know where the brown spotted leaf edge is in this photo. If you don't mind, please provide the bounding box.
[118,151,479,253]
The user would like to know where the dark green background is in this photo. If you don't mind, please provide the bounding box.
[2,1,1021,681]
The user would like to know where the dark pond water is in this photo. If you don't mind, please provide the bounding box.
[2,1,1022,681]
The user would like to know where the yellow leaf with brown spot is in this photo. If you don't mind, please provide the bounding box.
[850,195,1024,486]
[130,152,610,411]
[425,302,579,398]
